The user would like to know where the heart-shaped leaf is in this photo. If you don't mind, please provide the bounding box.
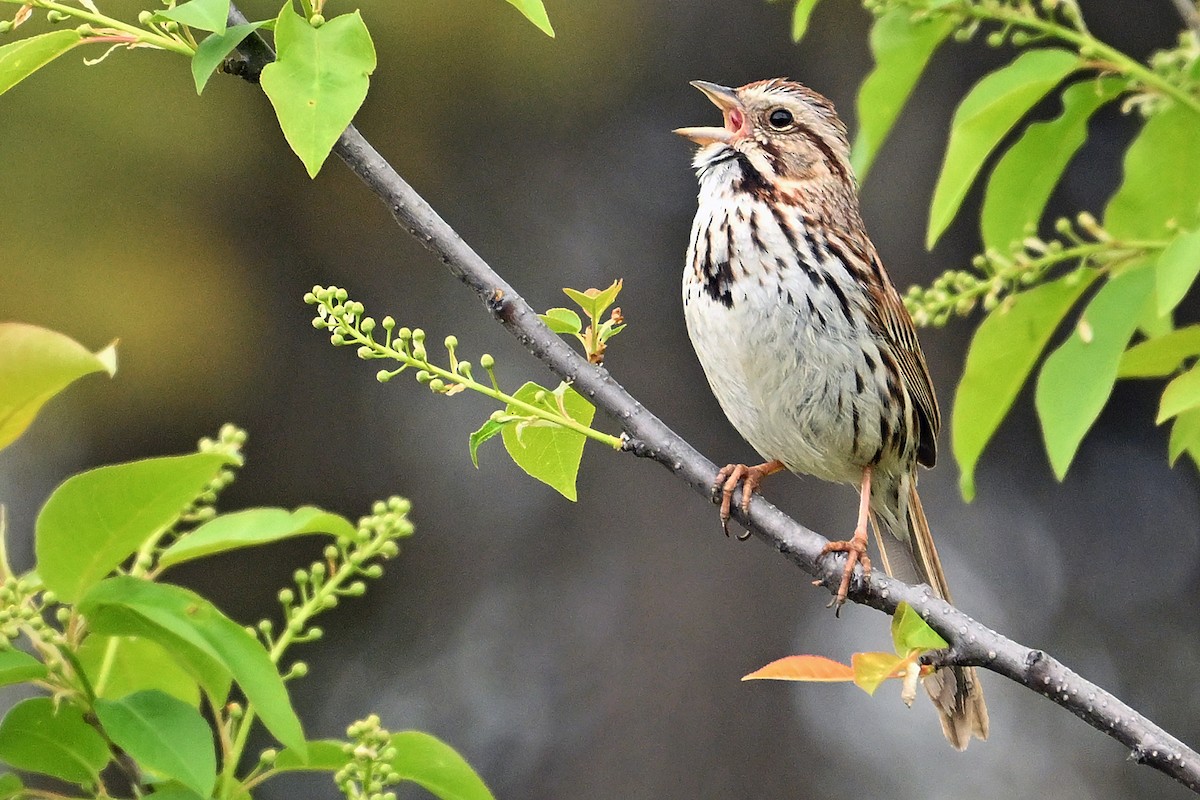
[260,6,377,177]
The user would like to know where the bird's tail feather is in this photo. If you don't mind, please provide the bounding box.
[870,480,989,750]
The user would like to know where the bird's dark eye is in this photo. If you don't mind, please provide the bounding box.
[768,108,794,130]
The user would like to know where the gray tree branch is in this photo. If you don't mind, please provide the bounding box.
[228,6,1200,792]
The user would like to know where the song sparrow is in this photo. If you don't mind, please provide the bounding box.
[675,78,988,749]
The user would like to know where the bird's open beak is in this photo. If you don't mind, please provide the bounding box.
[674,81,746,145]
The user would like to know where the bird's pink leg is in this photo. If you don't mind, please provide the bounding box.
[713,459,786,539]
[820,465,873,612]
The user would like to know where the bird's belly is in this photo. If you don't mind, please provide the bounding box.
[683,272,888,485]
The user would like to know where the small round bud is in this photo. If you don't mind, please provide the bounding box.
[330,333,346,346]
[364,564,384,579]
[985,31,1004,47]
[480,353,495,369]
[294,570,309,585]
[534,390,547,404]
[361,317,376,333]
[304,292,317,304]
[377,370,392,383]
[382,316,396,330]
[357,346,372,359]
[258,619,274,634]
[415,370,432,384]
[278,588,295,604]
[227,702,244,719]
[412,329,426,343]
[397,327,412,341]
[291,661,310,677]
[444,335,458,350]
[310,13,325,25]
[322,595,338,609]
[324,545,340,560]
[372,500,387,515]
[259,749,278,764]
[428,379,446,393]
[138,10,153,23]
[310,562,326,579]
[387,497,410,514]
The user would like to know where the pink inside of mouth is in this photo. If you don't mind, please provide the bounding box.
[727,107,745,134]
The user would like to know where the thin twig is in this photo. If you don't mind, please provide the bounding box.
[1170,0,1200,37]
[227,5,1200,792]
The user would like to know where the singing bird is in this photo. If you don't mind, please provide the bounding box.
[675,78,988,749]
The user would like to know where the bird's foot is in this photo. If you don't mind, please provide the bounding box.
[819,527,871,615]
[712,460,785,539]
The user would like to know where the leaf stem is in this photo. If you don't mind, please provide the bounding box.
[945,0,1200,114]
[0,0,195,55]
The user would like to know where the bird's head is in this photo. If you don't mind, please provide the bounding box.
[674,78,853,187]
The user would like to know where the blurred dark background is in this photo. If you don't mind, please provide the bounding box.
[3,0,1199,797]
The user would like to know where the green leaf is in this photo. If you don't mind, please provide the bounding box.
[1155,228,1200,317]
[391,731,496,800]
[850,651,905,696]
[79,577,304,752]
[952,270,1098,499]
[890,602,948,655]
[1158,364,1200,423]
[469,418,507,468]
[789,0,820,42]
[158,506,356,570]
[145,787,204,800]
[0,322,116,452]
[538,308,582,335]
[35,452,232,602]
[0,773,22,799]
[1105,105,1200,239]
[501,382,594,500]
[504,0,554,37]
[1169,407,1200,466]
[94,691,216,798]
[1036,265,1156,479]
[850,9,954,181]
[78,635,201,707]
[155,0,230,34]
[0,650,46,687]
[981,78,1122,251]
[260,6,377,178]
[272,743,348,772]
[274,740,351,772]
[0,697,109,786]
[191,22,267,94]
[0,30,83,97]
[927,49,1080,249]
[561,280,622,321]
[1118,324,1200,378]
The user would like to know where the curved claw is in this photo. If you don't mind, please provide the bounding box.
[820,536,871,615]
[712,460,785,538]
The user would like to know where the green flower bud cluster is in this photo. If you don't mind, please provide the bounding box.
[257,497,413,657]
[905,213,1144,327]
[306,285,481,396]
[864,0,1088,48]
[179,425,247,527]
[336,714,400,800]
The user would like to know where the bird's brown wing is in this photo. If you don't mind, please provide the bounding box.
[828,228,941,468]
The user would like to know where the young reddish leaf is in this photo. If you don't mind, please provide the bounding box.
[741,654,855,682]
[851,652,907,695]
